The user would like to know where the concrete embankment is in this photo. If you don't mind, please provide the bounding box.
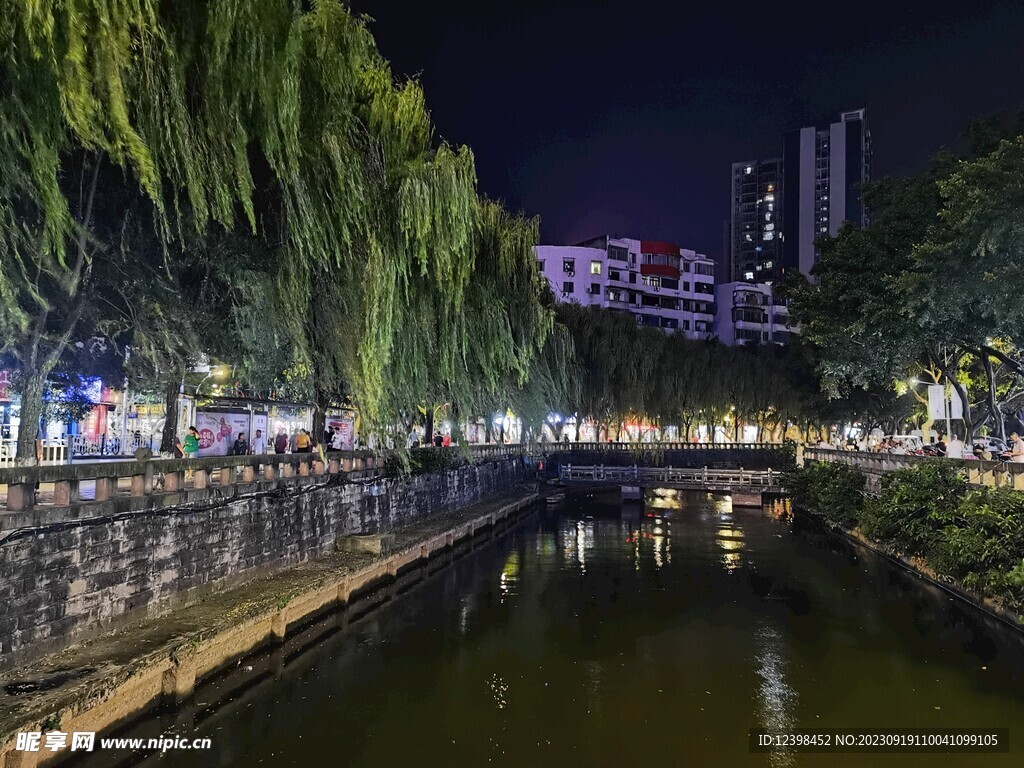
[0,457,525,668]
[0,489,538,767]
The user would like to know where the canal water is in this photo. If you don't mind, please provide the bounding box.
[85,490,1024,767]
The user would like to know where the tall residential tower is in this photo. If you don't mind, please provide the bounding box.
[782,108,872,277]
[728,158,783,283]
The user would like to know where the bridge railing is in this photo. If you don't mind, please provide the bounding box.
[802,448,1024,491]
[550,442,783,451]
[561,464,777,487]
[0,443,528,520]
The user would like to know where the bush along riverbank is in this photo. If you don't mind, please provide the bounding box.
[784,461,1024,624]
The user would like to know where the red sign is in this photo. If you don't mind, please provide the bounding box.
[199,429,217,450]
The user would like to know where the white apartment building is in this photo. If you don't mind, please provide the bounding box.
[536,235,716,339]
[714,282,794,345]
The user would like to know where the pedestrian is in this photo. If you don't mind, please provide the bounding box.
[232,432,248,455]
[408,427,419,448]
[250,429,267,455]
[274,429,288,454]
[433,430,443,447]
[1007,433,1024,463]
[295,429,311,453]
[946,434,964,459]
[182,426,200,459]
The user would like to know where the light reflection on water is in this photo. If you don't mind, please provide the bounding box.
[754,622,798,768]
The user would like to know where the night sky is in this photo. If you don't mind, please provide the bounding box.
[352,0,1024,259]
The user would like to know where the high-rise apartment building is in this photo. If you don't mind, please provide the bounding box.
[728,158,783,283]
[535,236,716,339]
[782,108,872,276]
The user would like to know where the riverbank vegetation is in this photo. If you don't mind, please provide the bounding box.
[787,462,1024,612]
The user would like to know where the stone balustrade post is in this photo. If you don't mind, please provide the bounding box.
[94,475,116,501]
[193,468,210,489]
[298,459,310,477]
[131,471,148,497]
[263,462,277,481]
[1012,469,1024,491]
[220,466,235,486]
[53,478,80,506]
[242,464,256,483]
[328,459,340,474]
[6,481,35,511]
[164,470,184,491]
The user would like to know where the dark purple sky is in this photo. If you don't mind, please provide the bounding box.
[352,0,1024,258]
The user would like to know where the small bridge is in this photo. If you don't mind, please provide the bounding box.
[559,464,784,506]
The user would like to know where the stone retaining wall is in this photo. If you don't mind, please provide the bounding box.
[0,458,525,668]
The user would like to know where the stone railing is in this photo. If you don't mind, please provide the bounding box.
[0,444,528,527]
[802,448,1024,491]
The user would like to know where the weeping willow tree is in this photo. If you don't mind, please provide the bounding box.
[0,0,554,460]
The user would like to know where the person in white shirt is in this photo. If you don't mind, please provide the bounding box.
[331,428,345,450]
[946,434,964,459]
[249,429,267,455]
[1008,434,1024,463]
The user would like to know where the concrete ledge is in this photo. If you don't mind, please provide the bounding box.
[0,491,538,766]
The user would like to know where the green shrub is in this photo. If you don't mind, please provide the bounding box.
[383,447,469,477]
[859,460,967,558]
[784,461,866,528]
[934,486,1024,605]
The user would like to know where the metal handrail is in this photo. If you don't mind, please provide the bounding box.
[561,464,776,487]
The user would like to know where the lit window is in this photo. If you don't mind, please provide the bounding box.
[763,232,774,241]
[745,166,752,174]
[745,271,754,280]
[765,223,774,231]
[590,260,602,275]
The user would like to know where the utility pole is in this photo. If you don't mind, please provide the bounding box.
[120,347,131,455]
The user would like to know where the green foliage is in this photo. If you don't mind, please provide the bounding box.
[934,487,1024,605]
[783,462,866,528]
[860,460,968,557]
[556,304,896,440]
[383,447,468,477]
[790,459,1024,610]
